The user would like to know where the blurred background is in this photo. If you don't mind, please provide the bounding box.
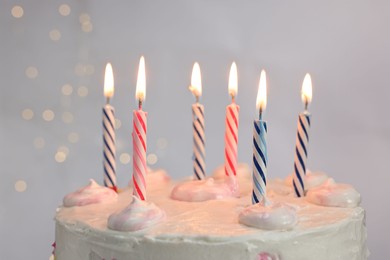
[1,0,388,259]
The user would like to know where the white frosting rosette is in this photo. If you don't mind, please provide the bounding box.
[63,179,118,207]
[171,177,239,202]
[306,179,361,208]
[108,196,165,232]
[239,202,298,230]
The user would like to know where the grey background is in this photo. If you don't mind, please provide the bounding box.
[1,0,388,259]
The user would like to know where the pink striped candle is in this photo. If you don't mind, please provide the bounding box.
[224,62,240,179]
[132,56,147,200]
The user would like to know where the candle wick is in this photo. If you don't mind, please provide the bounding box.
[259,107,263,121]
[106,97,110,105]
[231,94,235,103]
[138,99,142,110]
[196,95,199,103]
[304,98,309,112]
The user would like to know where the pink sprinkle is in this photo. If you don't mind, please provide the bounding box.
[257,252,279,260]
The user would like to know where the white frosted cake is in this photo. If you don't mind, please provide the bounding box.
[54,167,368,260]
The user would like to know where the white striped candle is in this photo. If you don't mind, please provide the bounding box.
[189,62,206,180]
[293,73,313,197]
[103,63,117,192]
[252,70,268,205]
[225,62,240,179]
[132,56,148,200]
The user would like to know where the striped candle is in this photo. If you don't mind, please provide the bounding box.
[132,109,147,200]
[224,103,239,178]
[103,63,117,192]
[132,56,148,200]
[189,62,206,180]
[192,103,205,180]
[252,120,268,204]
[103,105,117,191]
[293,73,313,197]
[292,113,311,197]
[252,70,268,205]
[225,62,239,179]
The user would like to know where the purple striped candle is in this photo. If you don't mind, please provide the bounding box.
[189,62,206,180]
[103,63,117,192]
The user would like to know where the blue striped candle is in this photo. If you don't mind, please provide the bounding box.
[252,70,268,205]
[293,73,313,197]
[252,119,268,204]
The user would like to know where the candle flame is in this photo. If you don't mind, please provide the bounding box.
[189,62,202,98]
[104,63,114,98]
[228,62,238,98]
[136,56,146,102]
[256,70,267,111]
[301,73,312,105]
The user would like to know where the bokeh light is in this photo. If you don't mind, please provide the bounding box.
[147,153,158,165]
[42,110,55,121]
[11,6,24,18]
[58,4,71,16]
[22,109,34,120]
[25,66,38,79]
[33,137,45,149]
[49,29,61,41]
[120,153,131,164]
[14,180,27,192]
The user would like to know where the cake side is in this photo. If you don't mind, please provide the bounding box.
[55,179,368,260]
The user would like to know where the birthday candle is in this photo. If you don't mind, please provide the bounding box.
[252,70,268,205]
[132,56,147,200]
[224,62,240,179]
[293,73,313,197]
[103,63,117,192]
[189,62,206,180]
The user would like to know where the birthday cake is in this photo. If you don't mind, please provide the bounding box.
[54,167,368,260]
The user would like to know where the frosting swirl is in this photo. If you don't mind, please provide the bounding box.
[212,163,251,180]
[128,168,171,189]
[306,179,361,208]
[108,196,165,232]
[285,171,329,190]
[63,179,118,207]
[146,168,171,186]
[171,177,238,202]
[239,202,297,230]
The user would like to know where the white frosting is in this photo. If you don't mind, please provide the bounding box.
[55,177,368,260]
[239,202,297,230]
[171,177,238,202]
[108,196,165,232]
[146,168,171,187]
[285,170,329,190]
[306,179,361,208]
[212,163,252,180]
[128,168,171,189]
[63,179,117,207]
